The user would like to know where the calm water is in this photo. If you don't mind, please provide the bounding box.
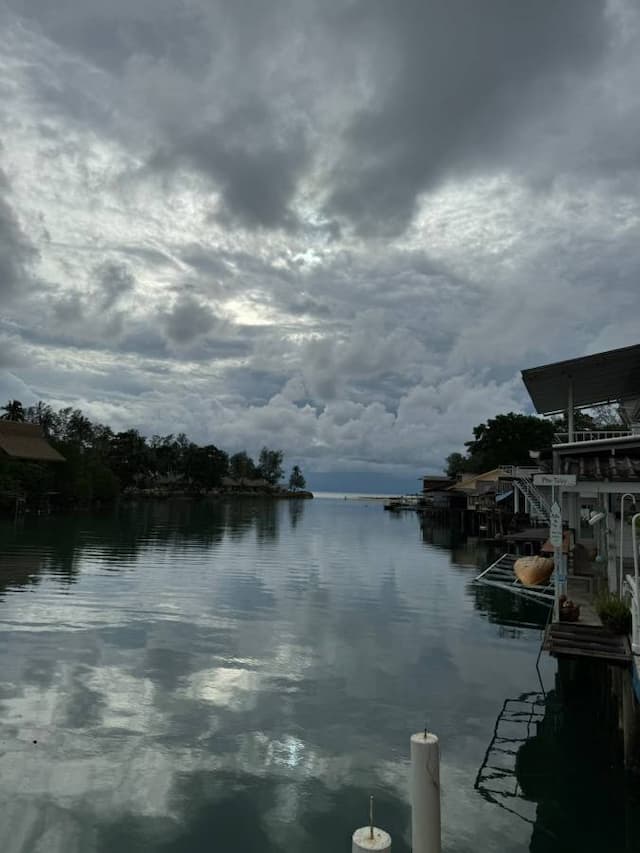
[0,498,638,852]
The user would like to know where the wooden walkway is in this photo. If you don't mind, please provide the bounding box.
[544,622,631,664]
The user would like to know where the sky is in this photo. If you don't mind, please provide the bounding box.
[1,0,639,484]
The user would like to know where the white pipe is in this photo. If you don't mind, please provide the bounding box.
[619,494,636,596]
[411,731,441,853]
[632,513,640,654]
[352,827,391,852]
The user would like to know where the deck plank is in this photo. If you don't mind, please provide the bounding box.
[544,624,631,664]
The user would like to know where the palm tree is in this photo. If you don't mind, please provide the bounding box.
[1,400,25,422]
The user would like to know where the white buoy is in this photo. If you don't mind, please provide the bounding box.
[410,731,441,853]
[352,826,392,852]
[352,796,392,852]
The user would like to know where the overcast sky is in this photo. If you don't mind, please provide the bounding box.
[1,0,639,478]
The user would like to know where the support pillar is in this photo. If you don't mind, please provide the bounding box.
[567,378,575,442]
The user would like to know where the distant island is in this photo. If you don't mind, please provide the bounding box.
[0,399,312,514]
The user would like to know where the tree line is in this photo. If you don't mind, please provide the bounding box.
[0,399,306,506]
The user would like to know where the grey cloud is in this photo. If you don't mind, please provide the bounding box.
[93,261,135,309]
[8,0,213,75]
[326,0,609,234]
[0,169,37,299]
[163,294,217,344]
[153,103,310,230]
[1,0,639,476]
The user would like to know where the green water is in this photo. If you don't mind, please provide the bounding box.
[0,498,638,852]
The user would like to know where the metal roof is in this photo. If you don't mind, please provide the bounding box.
[521,343,640,414]
[0,421,65,462]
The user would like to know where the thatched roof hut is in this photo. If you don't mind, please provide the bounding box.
[0,422,65,462]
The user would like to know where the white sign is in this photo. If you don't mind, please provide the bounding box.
[533,474,577,487]
[549,501,563,547]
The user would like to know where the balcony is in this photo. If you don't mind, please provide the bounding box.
[553,430,633,444]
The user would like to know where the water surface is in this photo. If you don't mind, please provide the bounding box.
[0,498,637,852]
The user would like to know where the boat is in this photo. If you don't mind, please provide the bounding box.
[513,555,554,587]
[383,494,421,511]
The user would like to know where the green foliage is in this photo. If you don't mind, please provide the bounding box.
[229,451,258,480]
[184,444,229,489]
[453,412,556,473]
[288,465,306,491]
[258,447,284,485]
[595,593,632,635]
[445,452,469,479]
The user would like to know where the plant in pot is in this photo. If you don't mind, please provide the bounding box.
[595,592,632,634]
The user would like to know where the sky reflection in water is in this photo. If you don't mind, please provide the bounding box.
[0,499,637,852]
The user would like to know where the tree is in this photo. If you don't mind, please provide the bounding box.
[553,405,623,432]
[184,444,229,489]
[463,412,556,472]
[1,400,25,421]
[258,446,284,485]
[25,401,56,436]
[229,451,258,480]
[289,465,306,491]
[66,410,95,448]
[445,452,468,479]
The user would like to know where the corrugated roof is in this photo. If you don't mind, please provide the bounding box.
[521,343,640,415]
[0,421,65,462]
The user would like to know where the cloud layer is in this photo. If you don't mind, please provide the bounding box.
[1,0,639,475]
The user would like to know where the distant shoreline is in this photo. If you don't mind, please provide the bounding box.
[312,491,393,501]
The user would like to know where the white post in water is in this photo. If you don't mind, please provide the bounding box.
[411,731,441,853]
[352,796,392,853]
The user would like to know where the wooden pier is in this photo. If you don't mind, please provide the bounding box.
[543,579,631,664]
[544,622,631,664]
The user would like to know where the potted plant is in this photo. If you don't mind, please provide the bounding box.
[559,595,580,622]
[595,593,632,635]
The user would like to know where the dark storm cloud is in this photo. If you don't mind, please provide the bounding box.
[153,103,310,230]
[326,0,609,234]
[7,0,213,74]
[164,294,217,344]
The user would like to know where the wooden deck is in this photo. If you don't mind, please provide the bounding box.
[544,622,631,664]
[543,575,631,664]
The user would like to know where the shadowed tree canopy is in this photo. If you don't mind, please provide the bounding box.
[258,447,284,485]
[454,412,557,473]
[1,400,25,422]
[229,451,258,480]
[444,452,469,479]
[288,464,306,491]
[1,399,293,510]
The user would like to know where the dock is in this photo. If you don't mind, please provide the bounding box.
[543,578,631,665]
[544,623,631,664]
